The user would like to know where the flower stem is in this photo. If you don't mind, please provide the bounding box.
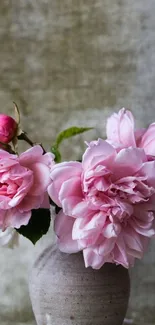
[18,132,46,153]
[0,141,16,154]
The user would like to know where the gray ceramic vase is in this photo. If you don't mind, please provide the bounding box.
[29,244,130,325]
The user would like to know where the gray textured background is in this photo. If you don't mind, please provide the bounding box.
[0,1,155,324]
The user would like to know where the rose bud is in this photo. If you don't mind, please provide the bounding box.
[0,114,18,144]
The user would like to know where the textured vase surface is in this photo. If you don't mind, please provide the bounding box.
[29,244,130,325]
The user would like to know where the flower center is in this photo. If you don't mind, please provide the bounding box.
[0,181,19,198]
[83,167,155,227]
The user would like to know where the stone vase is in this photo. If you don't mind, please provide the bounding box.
[29,244,130,325]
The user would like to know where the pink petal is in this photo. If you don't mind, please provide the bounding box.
[106,108,136,147]
[82,139,116,171]
[29,162,50,196]
[59,177,83,202]
[135,128,146,145]
[123,227,143,252]
[54,210,80,253]
[115,199,133,216]
[139,123,155,155]
[48,161,82,206]
[39,152,55,168]
[19,145,44,166]
[71,200,92,218]
[77,234,99,249]
[0,196,10,209]
[72,216,101,242]
[9,170,33,207]
[18,194,44,212]
[113,245,134,268]
[88,193,115,211]
[98,237,116,256]
[0,158,18,172]
[138,161,155,187]
[133,205,154,222]
[48,183,61,207]
[119,109,136,147]
[59,177,84,216]
[0,210,7,229]
[115,236,130,268]
[129,218,155,237]
[113,147,146,179]
[126,247,143,259]
[40,192,50,209]
[83,247,106,269]
[103,222,121,238]
[3,208,31,229]
[94,177,111,192]
[61,196,83,217]
[0,150,17,159]
[106,112,121,144]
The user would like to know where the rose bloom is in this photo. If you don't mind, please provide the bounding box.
[0,145,54,230]
[0,114,17,143]
[48,139,155,269]
[106,107,155,156]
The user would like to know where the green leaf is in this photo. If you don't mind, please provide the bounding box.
[51,145,61,163]
[51,126,93,162]
[16,208,51,244]
[55,127,93,147]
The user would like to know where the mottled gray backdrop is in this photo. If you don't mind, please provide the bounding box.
[0,1,155,324]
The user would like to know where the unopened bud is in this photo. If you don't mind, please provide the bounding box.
[0,114,17,144]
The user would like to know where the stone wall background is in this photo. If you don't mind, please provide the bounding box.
[0,1,155,324]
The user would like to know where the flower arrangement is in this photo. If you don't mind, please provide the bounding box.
[1,105,155,270]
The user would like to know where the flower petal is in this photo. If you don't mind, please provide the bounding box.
[103,223,121,238]
[48,161,82,206]
[29,162,50,196]
[82,139,116,171]
[106,108,136,147]
[98,238,116,256]
[19,145,44,165]
[54,210,80,253]
[83,247,105,269]
[3,208,31,229]
[113,147,146,179]
[139,123,155,155]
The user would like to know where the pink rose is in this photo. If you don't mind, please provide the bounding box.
[0,114,17,143]
[106,108,155,156]
[0,145,54,230]
[48,139,155,269]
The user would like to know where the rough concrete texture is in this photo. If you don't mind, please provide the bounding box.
[0,0,155,324]
[29,246,130,325]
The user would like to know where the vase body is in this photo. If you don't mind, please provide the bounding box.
[29,244,130,325]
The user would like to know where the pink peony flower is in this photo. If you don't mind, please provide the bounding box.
[48,139,155,269]
[106,108,155,156]
[0,114,17,143]
[0,145,54,230]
